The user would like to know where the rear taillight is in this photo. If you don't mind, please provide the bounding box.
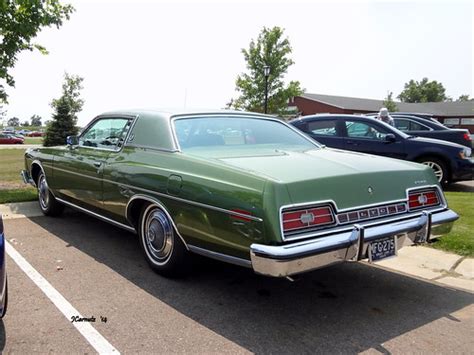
[463,133,472,141]
[282,205,335,232]
[408,189,440,210]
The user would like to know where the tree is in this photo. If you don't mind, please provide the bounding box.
[21,120,29,127]
[382,91,398,112]
[234,26,304,115]
[0,0,74,102]
[457,94,472,102]
[44,73,84,147]
[397,77,447,103]
[7,116,19,126]
[30,114,42,126]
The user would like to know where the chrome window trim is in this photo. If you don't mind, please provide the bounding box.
[75,114,138,153]
[55,197,136,233]
[170,113,322,153]
[279,184,446,242]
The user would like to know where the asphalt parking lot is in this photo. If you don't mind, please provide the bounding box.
[2,209,474,353]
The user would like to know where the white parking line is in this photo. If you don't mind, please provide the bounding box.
[5,241,120,354]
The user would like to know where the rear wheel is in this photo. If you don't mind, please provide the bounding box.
[417,157,449,184]
[37,171,64,216]
[138,204,188,277]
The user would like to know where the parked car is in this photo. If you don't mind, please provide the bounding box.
[0,133,24,144]
[0,215,8,318]
[290,114,473,184]
[22,109,458,278]
[27,131,44,137]
[366,113,472,148]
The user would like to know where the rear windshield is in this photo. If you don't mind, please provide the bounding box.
[173,116,318,154]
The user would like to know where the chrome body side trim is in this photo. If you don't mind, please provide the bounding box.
[55,197,136,233]
[47,168,264,223]
[125,194,189,250]
[251,208,458,277]
[187,245,252,268]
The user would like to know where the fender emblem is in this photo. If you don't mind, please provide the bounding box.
[368,186,374,194]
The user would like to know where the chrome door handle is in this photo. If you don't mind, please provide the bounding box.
[93,161,102,168]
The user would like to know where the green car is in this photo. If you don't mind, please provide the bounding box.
[21,110,458,278]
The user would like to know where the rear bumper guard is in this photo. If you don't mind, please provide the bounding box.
[250,209,458,277]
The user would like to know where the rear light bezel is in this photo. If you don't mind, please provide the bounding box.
[280,185,447,242]
[407,187,443,211]
[281,203,337,237]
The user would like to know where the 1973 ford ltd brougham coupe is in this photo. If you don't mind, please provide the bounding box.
[22,110,458,278]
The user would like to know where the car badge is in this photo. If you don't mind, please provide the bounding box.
[418,194,428,205]
[300,212,315,224]
[368,186,374,194]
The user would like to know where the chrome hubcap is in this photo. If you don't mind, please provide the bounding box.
[38,175,50,210]
[421,161,443,182]
[144,208,173,262]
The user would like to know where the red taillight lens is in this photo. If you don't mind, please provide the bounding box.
[408,190,440,210]
[282,205,334,232]
[463,133,472,141]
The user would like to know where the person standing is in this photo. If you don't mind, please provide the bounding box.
[377,107,395,126]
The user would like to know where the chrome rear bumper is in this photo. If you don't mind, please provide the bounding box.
[250,209,458,277]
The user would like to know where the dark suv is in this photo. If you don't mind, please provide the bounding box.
[290,114,473,184]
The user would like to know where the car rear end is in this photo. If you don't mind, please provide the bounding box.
[250,171,458,278]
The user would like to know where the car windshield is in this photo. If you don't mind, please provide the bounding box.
[173,116,318,156]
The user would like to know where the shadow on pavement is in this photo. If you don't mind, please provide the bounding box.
[29,211,474,353]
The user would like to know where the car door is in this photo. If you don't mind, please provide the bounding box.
[343,119,406,159]
[302,118,346,149]
[52,116,132,211]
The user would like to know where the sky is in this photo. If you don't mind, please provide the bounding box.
[2,0,473,126]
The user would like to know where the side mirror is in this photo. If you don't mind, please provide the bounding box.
[385,133,396,143]
[66,135,79,146]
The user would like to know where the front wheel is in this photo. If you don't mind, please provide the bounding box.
[37,172,64,216]
[138,204,188,277]
[417,157,449,184]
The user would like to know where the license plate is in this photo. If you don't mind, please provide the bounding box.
[369,236,397,262]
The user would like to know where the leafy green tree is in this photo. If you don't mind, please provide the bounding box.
[7,116,19,126]
[44,73,84,147]
[21,120,29,127]
[382,91,398,112]
[397,78,447,103]
[457,94,472,102]
[0,0,74,102]
[234,26,303,115]
[30,114,42,126]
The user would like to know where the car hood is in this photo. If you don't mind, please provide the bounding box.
[217,147,438,210]
[407,135,466,149]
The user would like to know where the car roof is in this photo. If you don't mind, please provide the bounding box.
[291,113,373,122]
[98,108,272,121]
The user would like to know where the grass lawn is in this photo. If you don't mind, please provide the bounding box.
[0,149,27,186]
[24,137,43,145]
[0,188,37,204]
[431,191,474,257]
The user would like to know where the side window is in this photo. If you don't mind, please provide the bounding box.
[79,118,131,150]
[307,120,338,136]
[409,121,430,131]
[394,119,410,131]
[346,121,389,141]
